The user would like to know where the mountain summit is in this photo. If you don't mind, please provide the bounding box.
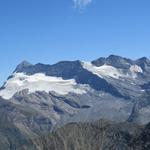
[15,60,33,72]
[0,55,150,149]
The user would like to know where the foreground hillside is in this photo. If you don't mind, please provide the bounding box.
[35,120,150,150]
[2,119,149,150]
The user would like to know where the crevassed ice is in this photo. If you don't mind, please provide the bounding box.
[0,73,87,99]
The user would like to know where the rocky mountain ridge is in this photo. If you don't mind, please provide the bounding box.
[0,55,150,149]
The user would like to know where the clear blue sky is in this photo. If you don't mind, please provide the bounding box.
[0,0,150,85]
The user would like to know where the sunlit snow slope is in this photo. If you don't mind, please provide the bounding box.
[0,73,87,99]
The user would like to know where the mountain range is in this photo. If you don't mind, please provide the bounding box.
[0,55,150,150]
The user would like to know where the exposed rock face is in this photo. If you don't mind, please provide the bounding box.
[92,55,134,69]
[0,98,36,150]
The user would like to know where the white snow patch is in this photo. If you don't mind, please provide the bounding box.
[0,73,87,99]
[129,65,143,78]
[82,62,123,79]
[129,65,143,73]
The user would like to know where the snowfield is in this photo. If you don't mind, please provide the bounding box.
[0,73,87,99]
[82,62,125,79]
[82,62,143,79]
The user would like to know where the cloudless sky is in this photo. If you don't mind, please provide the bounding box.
[0,0,150,85]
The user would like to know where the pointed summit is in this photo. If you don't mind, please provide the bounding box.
[92,55,133,69]
[107,54,123,60]
[136,57,150,71]
[14,60,33,72]
[136,57,150,64]
[106,55,133,63]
